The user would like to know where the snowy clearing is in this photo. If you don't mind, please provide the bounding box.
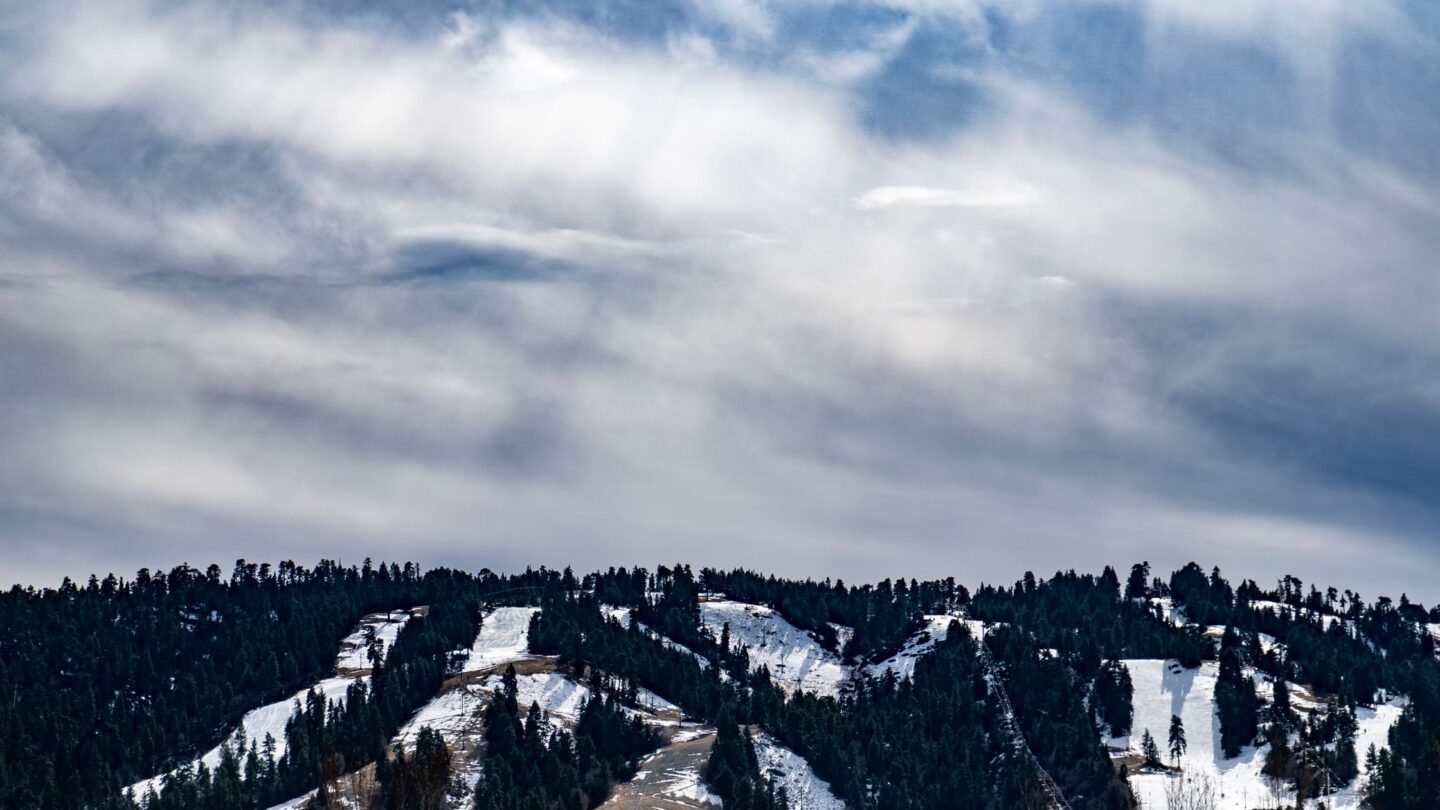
[699,600,848,697]
[462,606,540,672]
[755,733,844,810]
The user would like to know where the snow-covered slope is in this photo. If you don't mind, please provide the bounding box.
[1118,659,1401,810]
[130,608,423,802]
[461,606,540,673]
[755,733,844,810]
[699,600,848,697]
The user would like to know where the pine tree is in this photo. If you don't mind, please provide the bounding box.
[1141,730,1161,766]
[1167,714,1187,765]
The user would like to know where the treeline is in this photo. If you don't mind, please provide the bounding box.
[0,559,432,810]
[968,566,1210,674]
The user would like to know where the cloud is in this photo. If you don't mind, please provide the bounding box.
[854,183,1039,209]
[1,0,1438,602]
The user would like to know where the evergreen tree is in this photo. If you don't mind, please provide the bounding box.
[1141,730,1160,767]
[1167,715,1187,765]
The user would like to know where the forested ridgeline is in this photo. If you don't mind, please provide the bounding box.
[0,560,436,809]
[6,559,1440,809]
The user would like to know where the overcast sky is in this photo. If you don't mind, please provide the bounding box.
[1,0,1438,600]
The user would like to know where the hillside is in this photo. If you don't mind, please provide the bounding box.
[3,561,1439,810]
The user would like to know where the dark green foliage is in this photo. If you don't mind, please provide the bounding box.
[137,578,482,810]
[1363,660,1440,809]
[1167,563,1233,628]
[1092,659,1134,737]
[705,710,784,810]
[1124,562,1150,601]
[1213,627,1259,758]
[1140,731,1159,767]
[14,557,1439,810]
[390,727,453,810]
[0,559,431,810]
[471,664,663,810]
[1166,715,1185,764]
[968,569,1209,674]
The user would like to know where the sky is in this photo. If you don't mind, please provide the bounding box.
[1,0,1438,601]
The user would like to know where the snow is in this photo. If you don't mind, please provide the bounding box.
[653,766,722,806]
[461,606,540,673]
[754,733,845,810]
[601,604,635,628]
[485,671,594,722]
[1117,659,1404,810]
[1205,625,1284,656]
[1148,597,1190,628]
[476,671,686,729]
[265,792,315,810]
[699,600,848,697]
[1119,659,1279,809]
[1323,697,1407,809]
[393,685,486,746]
[334,608,423,672]
[862,615,955,682]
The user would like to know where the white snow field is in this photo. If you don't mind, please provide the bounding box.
[461,606,540,673]
[129,608,423,803]
[699,600,849,697]
[1117,659,1401,810]
[755,733,845,810]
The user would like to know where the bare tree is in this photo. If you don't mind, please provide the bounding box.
[1164,772,1218,810]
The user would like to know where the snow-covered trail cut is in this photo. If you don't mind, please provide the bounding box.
[128,607,424,803]
[699,600,848,697]
[461,606,540,673]
[755,733,844,810]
